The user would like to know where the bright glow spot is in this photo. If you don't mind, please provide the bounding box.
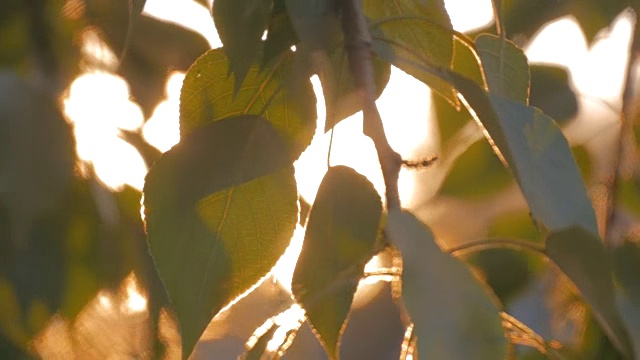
[378,67,431,157]
[143,0,220,48]
[266,305,306,352]
[271,225,306,289]
[122,274,147,314]
[525,17,588,69]
[91,138,147,191]
[80,28,118,70]
[526,13,634,104]
[143,72,184,152]
[445,0,494,33]
[362,255,397,285]
[573,13,633,103]
[64,72,147,191]
[98,293,112,310]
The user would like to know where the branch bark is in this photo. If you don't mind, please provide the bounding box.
[338,0,403,210]
[603,22,640,245]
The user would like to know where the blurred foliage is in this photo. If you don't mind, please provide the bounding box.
[2,0,640,359]
[0,0,204,357]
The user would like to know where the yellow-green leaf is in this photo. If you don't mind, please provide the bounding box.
[366,0,456,103]
[180,48,317,159]
[143,116,298,358]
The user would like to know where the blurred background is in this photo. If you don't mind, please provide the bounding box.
[1,0,639,358]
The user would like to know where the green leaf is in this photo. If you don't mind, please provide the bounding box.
[387,209,507,360]
[143,115,298,358]
[475,34,530,103]
[439,139,513,199]
[546,227,633,358]
[321,49,391,131]
[292,166,382,360]
[529,65,578,125]
[613,240,640,303]
[262,0,300,67]
[366,0,457,104]
[448,72,598,235]
[452,38,485,87]
[433,39,483,144]
[284,0,341,52]
[615,296,640,360]
[180,48,317,160]
[213,0,272,88]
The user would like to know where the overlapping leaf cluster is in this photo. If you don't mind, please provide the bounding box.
[139,0,640,359]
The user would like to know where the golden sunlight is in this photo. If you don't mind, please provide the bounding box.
[64,72,147,191]
[56,0,638,356]
[142,71,184,152]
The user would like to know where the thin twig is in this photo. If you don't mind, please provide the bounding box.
[327,128,335,168]
[339,0,403,209]
[447,238,546,257]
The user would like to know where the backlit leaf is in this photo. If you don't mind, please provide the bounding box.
[433,39,483,144]
[546,227,633,358]
[366,0,456,103]
[144,116,298,358]
[387,209,507,360]
[292,166,382,359]
[180,48,317,159]
[475,34,530,103]
[213,0,272,88]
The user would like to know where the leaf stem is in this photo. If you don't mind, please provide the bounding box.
[447,238,546,257]
[339,0,403,209]
[491,0,504,37]
[327,127,335,168]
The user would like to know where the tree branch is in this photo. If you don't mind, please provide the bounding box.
[603,22,640,245]
[339,0,403,209]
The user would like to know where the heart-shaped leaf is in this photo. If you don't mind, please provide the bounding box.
[143,115,298,358]
[365,0,456,103]
[180,48,317,159]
